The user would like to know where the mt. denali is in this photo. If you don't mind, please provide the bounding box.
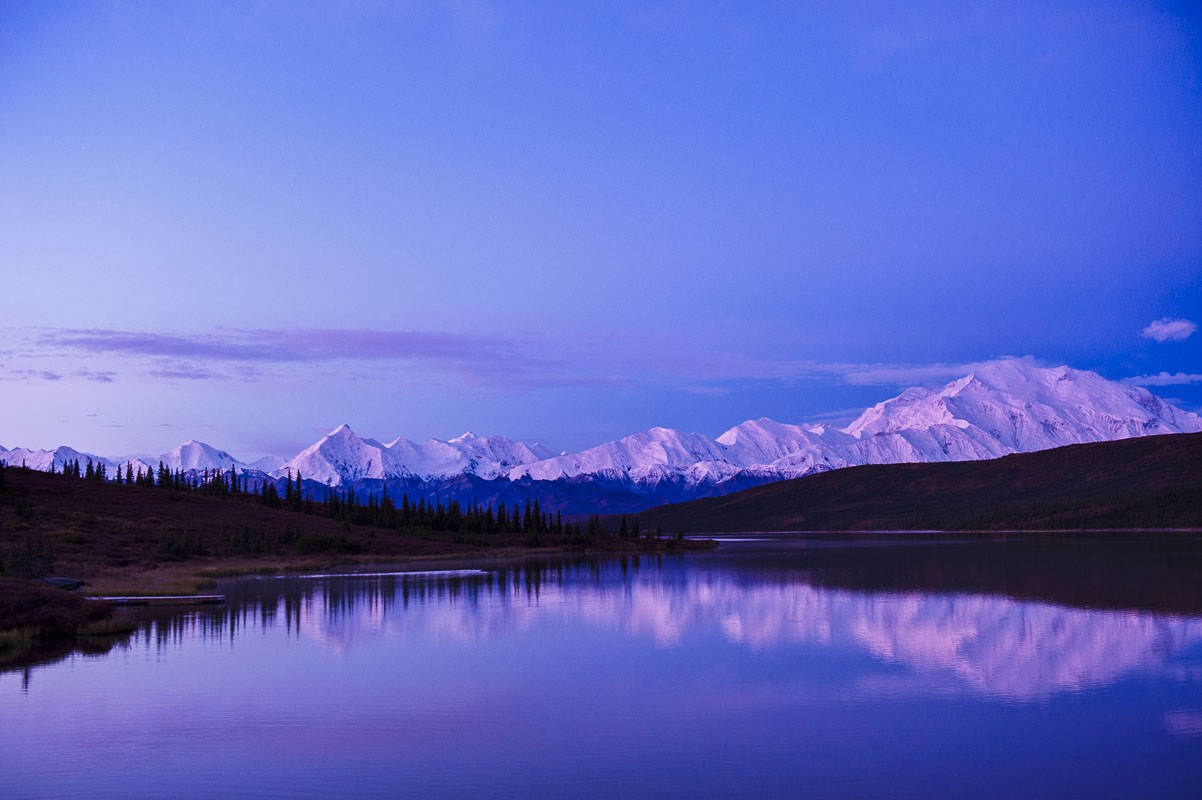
[506,359,1201,485]
[3,359,1199,511]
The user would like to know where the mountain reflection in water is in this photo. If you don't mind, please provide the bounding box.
[34,535,1202,702]
[210,566,1200,702]
[4,536,1202,800]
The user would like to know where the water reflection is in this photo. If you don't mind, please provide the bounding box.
[5,540,1202,800]
[22,540,1200,703]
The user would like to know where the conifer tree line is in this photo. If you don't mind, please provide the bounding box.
[0,458,666,540]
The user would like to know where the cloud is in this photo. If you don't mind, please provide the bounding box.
[651,353,1040,388]
[8,326,1094,397]
[76,369,117,383]
[1141,318,1197,343]
[841,359,1025,386]
[799,407,868,424]
[1,368,63,381]
[38,327,547,365]
[144,364,227,381]
[1123,372,1202,387]
[32,326,569,389]
[790,356,1041,387]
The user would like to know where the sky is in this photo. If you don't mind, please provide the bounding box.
[1,0,1200,459]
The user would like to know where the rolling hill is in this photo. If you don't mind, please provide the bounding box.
[635,432,1202,532]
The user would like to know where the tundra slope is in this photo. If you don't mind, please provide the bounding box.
[633,431,1202,532]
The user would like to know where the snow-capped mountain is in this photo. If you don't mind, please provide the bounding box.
[843,359,1200,451]
[277,424,403,484]
[246,455,286,473]
[0,444,117,473]
[4,358,1200,510]
[380,431,552,481]
[277,425,553,486]
[508,358,1202,483]
[158,440,242,472]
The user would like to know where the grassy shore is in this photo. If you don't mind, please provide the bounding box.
[0,576,138,667]
[69,538,714,597]
[0,466,714,598]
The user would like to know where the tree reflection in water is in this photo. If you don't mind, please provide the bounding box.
[13,535,1202,702]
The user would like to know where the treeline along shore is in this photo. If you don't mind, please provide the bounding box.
[0,460,711,622]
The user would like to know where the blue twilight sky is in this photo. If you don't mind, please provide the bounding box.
[1,0,1200,459]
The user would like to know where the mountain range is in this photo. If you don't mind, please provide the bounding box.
[3,358,1200,513]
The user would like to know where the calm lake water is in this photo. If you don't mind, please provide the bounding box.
[4,535,1202,799]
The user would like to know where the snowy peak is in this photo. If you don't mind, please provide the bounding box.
[512,425,733,482]
[843,358,1202,452]
[430,433,553,477]
[512,359,1201,486]
[158,440,242,472]
[246,455,285,472]
[0,444,113,473]
[276,426,552,485]
[278,424,402,486]
[4,359,1200,498]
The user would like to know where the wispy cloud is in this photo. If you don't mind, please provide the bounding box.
[38,327,548,365]
[841,358,1029,386]
[1,368,63,382]
[1141,318,1197,343]
[145,364,227,381]
[681,386,732,397]
[5,326,1110,397]
[640,353,1039,388]
[799,406,869,424]
[32,326,568,390]
[76,369,117,383]
[1124,372,1202,387]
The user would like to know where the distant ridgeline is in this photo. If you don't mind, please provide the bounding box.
[0,460,676,581]
[0,447,794,517]
[5,457,608,541]
[3,360,1201,515]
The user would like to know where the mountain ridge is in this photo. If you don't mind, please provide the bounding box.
[3,358,1200,512]
[633,431,1202,532]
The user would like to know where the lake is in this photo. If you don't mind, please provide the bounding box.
[3,534,1202,798]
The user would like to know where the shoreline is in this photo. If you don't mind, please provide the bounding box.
[54,537,720,597]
